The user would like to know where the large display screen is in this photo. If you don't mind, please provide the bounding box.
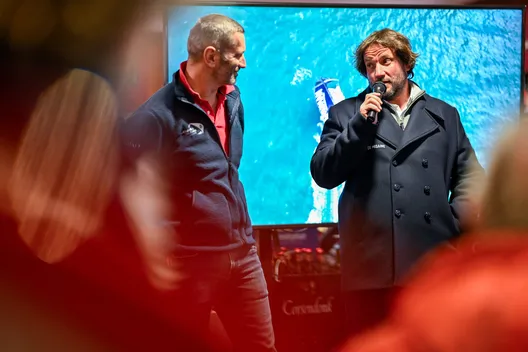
[166,4,525,227]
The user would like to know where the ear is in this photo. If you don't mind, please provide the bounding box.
[203,46,218,68]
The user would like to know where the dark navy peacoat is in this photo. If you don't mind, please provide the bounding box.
[311,86,484,291]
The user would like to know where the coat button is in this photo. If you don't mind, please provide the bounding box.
[424,185,431,195]
[393,184,401,191]
[395,209,402,218]
[392,160,398,166]
[424,212,432,223]
[422,158,428,168]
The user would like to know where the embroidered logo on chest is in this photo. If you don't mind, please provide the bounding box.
[182,122,204,136]
[367,144,386,150]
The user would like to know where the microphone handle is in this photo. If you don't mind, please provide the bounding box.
[366,109,378,123]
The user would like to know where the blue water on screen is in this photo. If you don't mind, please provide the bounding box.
[167,5,523,226]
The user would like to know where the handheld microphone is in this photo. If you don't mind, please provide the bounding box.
[367,81,387,123]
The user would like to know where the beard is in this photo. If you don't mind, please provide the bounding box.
[225,70,237,85]
[213,59,239,85]
[381,72,407,101]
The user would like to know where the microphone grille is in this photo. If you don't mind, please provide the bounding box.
[372,81,387,94]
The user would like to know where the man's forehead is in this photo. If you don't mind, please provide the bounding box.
[230,32,245,51]
[364,44,393,60]
[233,32,245,45]
[222,33,245,55]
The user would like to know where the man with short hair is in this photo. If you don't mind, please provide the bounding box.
[120,14,276,351]
[310,28,483,337]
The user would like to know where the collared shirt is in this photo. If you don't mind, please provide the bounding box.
[178,61,234,155]
[385,82,425,130]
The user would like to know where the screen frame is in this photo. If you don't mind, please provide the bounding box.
[162,2,526,229]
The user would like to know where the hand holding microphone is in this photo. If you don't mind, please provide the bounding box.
[360,81,387,124]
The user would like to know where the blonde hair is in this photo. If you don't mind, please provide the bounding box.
[477,115,528,230]
[7,69,119,263]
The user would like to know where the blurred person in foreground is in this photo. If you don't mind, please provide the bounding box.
[310,28,484,337]
[120,14,276,351]
[0,1,214,350]
[342,115,528,352]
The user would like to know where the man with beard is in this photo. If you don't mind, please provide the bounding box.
[310,28,483,338]
[120,14,276,351]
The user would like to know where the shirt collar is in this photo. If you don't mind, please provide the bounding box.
[385,81,425,112]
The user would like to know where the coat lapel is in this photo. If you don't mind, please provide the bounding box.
[225,89,240,126]
[395,97,441,158]
[375,105,403,149]
[354,91,402,149]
